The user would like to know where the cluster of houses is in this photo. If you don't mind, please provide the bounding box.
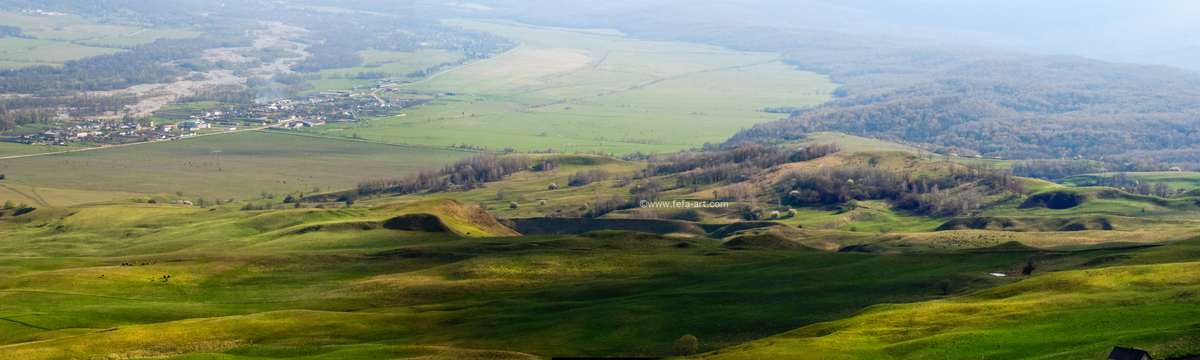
[11,120,158,146]
[3,80,418,146]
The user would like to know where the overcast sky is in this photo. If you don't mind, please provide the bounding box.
[809,0,1200,69]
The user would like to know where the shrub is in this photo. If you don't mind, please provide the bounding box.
[548,182,558,190]
[1022,261,1037,276]
[3,200,16,209]
[568,169,610,186]
[770,210,780,219]
[675,334,698,356]
[539,199,546,206]
[714,183,755,202]
[786,208,797,217]
[509,201,519,209]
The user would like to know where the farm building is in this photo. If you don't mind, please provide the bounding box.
[1109,346,1151,360]
[180,120,210,129]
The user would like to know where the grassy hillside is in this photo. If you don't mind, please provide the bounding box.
[359,151,1200,251]
[697,238,1200,360]
[0,198,1166,359]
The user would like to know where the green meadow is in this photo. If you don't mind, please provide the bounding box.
[0,131,474,200]
[303,50,466,94]
[1061,171,1200,191]
[699,238,1200,360]
[0,198,1173,359]
[298,20,838,155]
[0,11,198,67]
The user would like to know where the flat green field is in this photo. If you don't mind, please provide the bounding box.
[0,43,126,63]
[303,49,466,93]
[0,131,474,200]
[0,37,61,52]
[1061,171,1200,191]
[0,11,198,68]
[299,20,838,155]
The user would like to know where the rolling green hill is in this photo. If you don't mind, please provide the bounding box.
[0,197,1178,359]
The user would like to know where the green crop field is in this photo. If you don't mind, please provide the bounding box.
[0,198,1175,359]
[0,131,475,200]
[0,37,61,52]
[0,43,126,63]
[1061,171,1200,191]
[0,11,199,68]
[297,20,838,155]
[303,49,467,93]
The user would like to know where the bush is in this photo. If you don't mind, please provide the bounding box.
[548,182,558,190]
[675,334,698,356]
[770,210,780,219]
[786,208,797,217]
[568,169,610,186]
[3,200,15,209]
[509,201,519,209]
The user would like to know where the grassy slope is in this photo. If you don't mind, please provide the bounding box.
[0,199,1159,359]
[698,239,1200,360]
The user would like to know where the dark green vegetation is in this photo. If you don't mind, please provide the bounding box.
[0,198,1180,359]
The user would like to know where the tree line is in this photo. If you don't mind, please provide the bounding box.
[777,163,1027,216]
[356,153,531,196]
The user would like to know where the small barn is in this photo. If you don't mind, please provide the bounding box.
[1109,346,1151,360]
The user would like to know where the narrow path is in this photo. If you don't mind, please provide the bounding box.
[0,184,46,207]
[0,317,51,331]
[30,186,48,206]
[0,42,69,56]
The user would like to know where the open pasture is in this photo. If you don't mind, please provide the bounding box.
[0,42,126,63]
[0,131,474,200]
[300,20,838,155]
[0,199,1160,359]
[304,49,466,93]
[0,11,199,68]
[701,238,1200,360]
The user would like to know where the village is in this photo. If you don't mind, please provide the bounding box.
[1,86,415,147]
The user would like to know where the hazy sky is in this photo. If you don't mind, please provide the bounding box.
[810,0,1200,68]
